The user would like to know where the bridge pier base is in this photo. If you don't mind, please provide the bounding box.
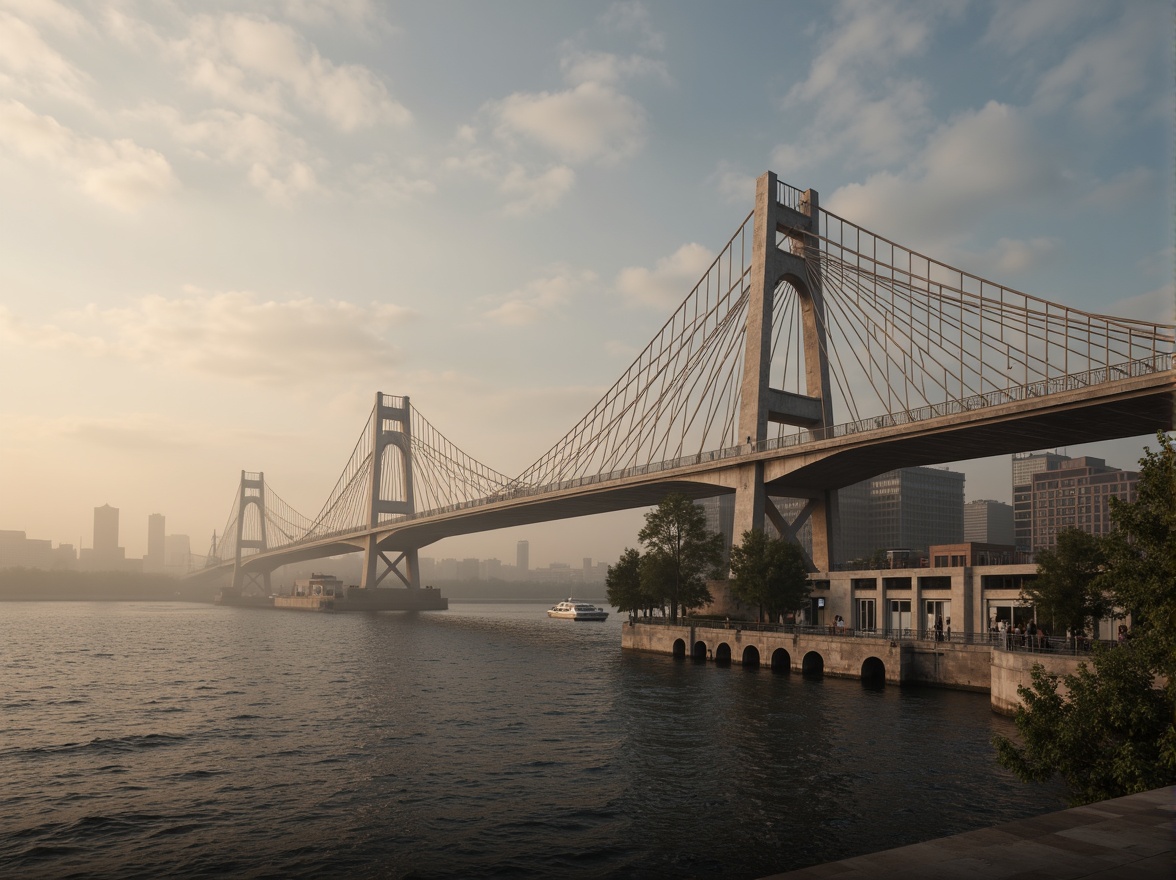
[360,535,420,589]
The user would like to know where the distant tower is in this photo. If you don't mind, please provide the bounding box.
[516,540,529,577]
[146,513,165,573]
[94,504,119,555]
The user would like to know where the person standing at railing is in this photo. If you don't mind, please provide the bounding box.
[1027,619,1038,651]
[934,616,943,642]
[945,617,951,641]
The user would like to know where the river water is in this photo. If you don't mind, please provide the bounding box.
[0,600,1064,878]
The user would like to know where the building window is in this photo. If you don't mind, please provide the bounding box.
[857,598,876,631]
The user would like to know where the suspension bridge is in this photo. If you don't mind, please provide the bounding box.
[196,172,1175,594]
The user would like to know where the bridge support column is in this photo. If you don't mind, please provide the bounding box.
[360,393,421,589]
[735,171,837,571]
[231,470,272,595]
[732,462,766,543]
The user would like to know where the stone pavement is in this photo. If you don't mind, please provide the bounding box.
[763,786,1173,880]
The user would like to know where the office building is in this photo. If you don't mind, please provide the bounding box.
[164,534,192,577]
[1012,451,1071,551]
[516,540,529,577]
[1029,456,1137,553]
[81,504,126,570]
[146,513,166,573]
[964,500,1015,545]
[868,466,965,555]
[698,466,964,566]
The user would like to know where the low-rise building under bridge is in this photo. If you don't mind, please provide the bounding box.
[192,172,1174,594]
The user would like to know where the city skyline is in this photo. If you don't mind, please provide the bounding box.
[1,2,1171,568]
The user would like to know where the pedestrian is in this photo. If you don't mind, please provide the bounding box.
[934,615,943,642]
[945,617,951,641]
[836,614,846,635]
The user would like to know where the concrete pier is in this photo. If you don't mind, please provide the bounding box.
[762,785,1174,879]
[621,621,1086,712]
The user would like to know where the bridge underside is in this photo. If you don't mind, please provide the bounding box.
[765,381,1173,494]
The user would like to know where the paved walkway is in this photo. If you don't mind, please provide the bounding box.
[764,786,1173,880]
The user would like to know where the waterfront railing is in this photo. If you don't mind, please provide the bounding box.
[631,617,1114,655]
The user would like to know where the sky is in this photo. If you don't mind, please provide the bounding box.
[1,0,1173,568]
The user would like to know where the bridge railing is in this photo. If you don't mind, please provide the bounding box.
[642,617,1115,655]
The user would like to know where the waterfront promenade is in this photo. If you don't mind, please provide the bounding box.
[764,785,1174,879]
[621,619,1103,712]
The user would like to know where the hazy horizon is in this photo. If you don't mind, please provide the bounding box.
[1,2,1172,568]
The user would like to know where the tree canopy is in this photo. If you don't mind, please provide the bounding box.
[605,547,644,618]
[728,528,812,622]
[993,643,1173,806]
[995,432,1176,804]
[1022,527,1110,637]
[1096,432,1176,681]
[637,494,724,621]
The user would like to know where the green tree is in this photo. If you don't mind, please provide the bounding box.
[1097,432,1176,681]
[1022,527,1110,637]
[728,529,812,622]
[993,644,1174,806]
[994,434,1176,804]
[605,547,644,620]
[638,494,724,621]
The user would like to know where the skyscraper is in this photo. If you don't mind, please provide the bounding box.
[516,540,529,577]
[964,500,1014,545]
[94,504,119,555]
[83,504,125,571]
[146,513,165,573]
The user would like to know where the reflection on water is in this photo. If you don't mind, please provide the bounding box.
[0,601,1064,878]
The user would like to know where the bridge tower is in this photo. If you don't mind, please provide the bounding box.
[735,171,838,570]
[231,470,272,594]
[360,392,420,589]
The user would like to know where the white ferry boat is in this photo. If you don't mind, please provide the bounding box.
[546,599,609,621]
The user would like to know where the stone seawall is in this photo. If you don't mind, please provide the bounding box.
[990,648,1085,715]
[623,621,1082,713]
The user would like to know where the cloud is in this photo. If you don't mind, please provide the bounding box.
[560,50,669,88]
[65,415,200,452]
[491,81,647,166]
[1108,283,1176,325]
[0,290,417,384]
[602,1,666,53]
[825,102,1066,252]
[0,99,177,210]
[976,237,1062,275]
[145,104,318,203]
[771,1,972,173]
[482,268,597,326]
[443,16,665,214]
[983,0,1103,53]
[0,10,88,100]
[499,164,576,216]
[615,243,715,309]
[1030,4,1166,126]
[710,163,756,204]
[1081,167,1156,208]
[172,13,411,132]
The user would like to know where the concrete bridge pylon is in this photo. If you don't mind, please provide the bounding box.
[735,171,839,570]
[232,470,272,594]
[360,392,421,589]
